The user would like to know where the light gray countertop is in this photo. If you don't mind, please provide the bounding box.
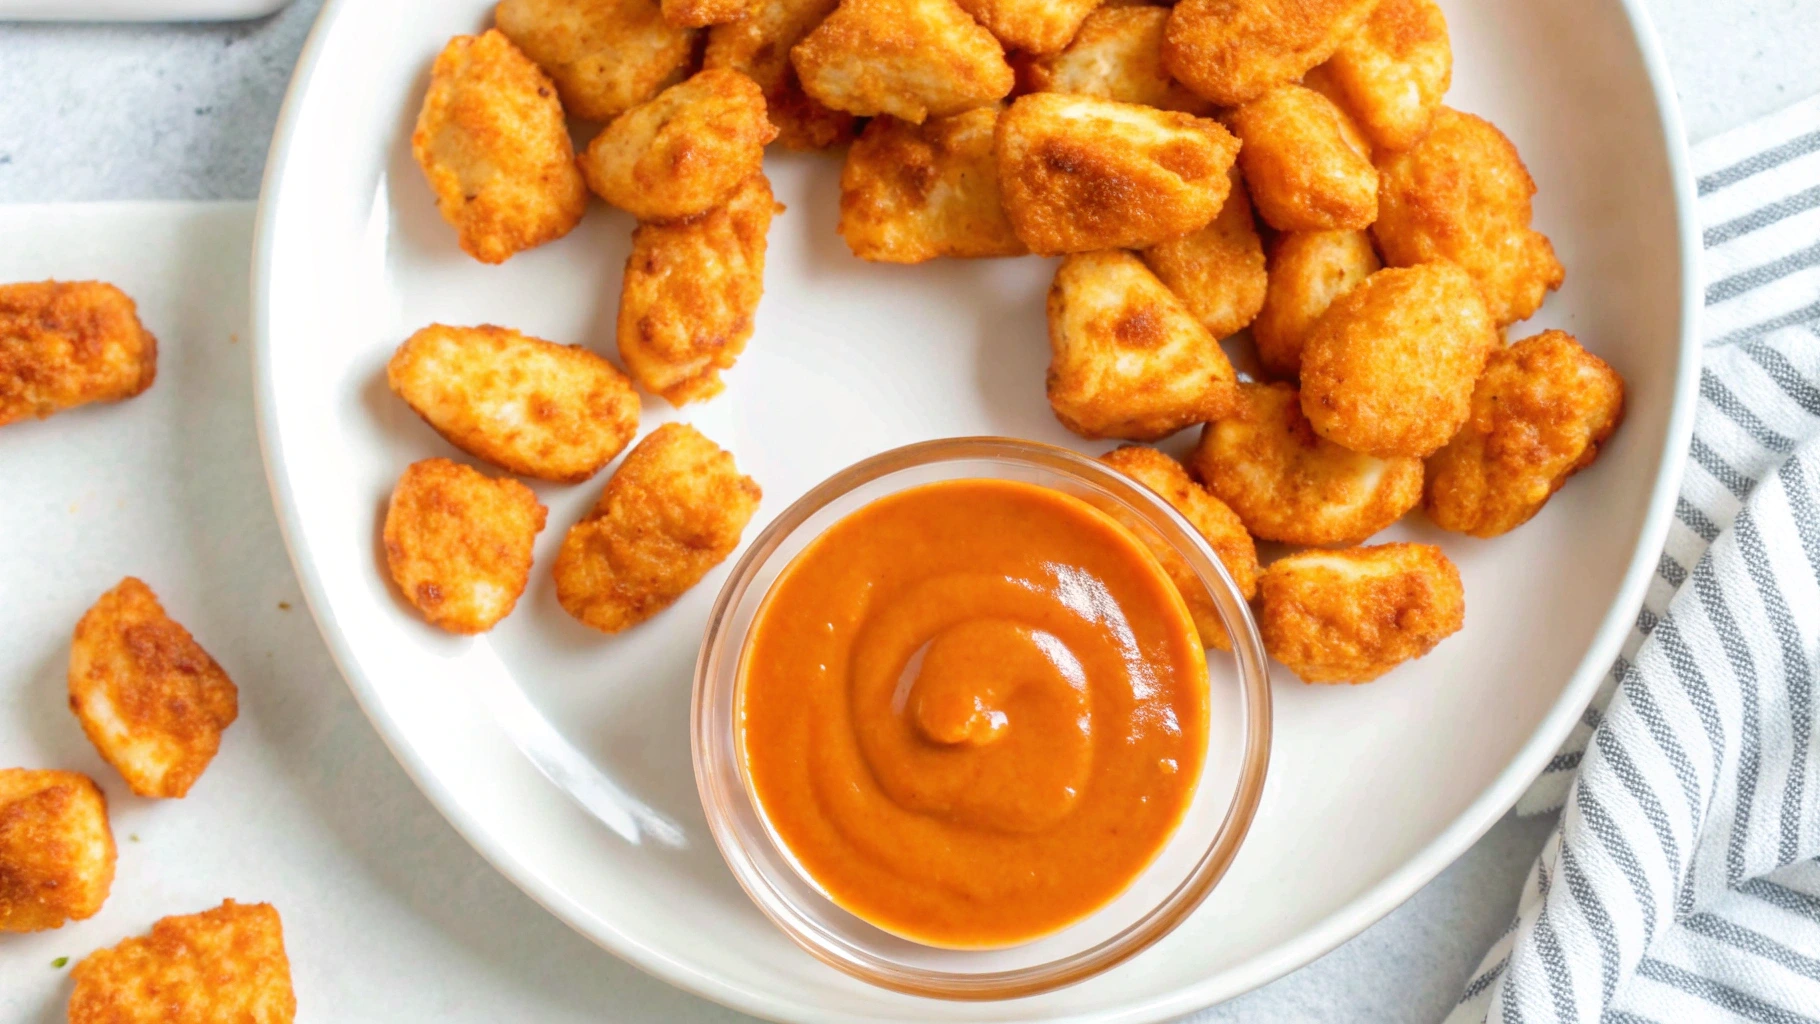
[1,2,1815,1021]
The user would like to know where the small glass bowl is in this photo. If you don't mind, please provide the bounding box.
[692,438,1272,999]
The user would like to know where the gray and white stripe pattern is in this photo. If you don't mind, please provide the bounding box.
[1451,94,1820,1023]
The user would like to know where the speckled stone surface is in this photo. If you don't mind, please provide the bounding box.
[0,2,1813,1021]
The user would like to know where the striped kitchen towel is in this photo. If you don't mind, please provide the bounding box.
[1450,94,1820,1022]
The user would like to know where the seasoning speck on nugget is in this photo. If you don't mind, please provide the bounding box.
[1427,330,1625,538]
[705,0,857,149]
[579,69,778,223]
[1,281,156,428]
[69,579,238,800]
[791,0,1014,123]
[664,0,755,27]
[387,324,640,483]
[1141,170,1267,340]
[1162,0,1379,107]
[69,900,295,1024]
[383,458,547,634]
[618,174,781,405]
[555,423,762,633]
[1229,84,1378,232]
[839,105,1026,263]
[495,0,696,122]
[412,29,588,264]
[996,92,1239,254]
[1018,2,1213,115]
[0,769,114,932]
[954,0,1103,55]
[1257,543,1464,684]
[1252,229,1380,378]
[1323,0,1452,152]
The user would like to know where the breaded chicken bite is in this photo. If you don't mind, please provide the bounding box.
[1427,330,1625,538]
[1257,543,1464,683]
[69,900,295,1024]
[1229,84,1378,232]
[68,579,238,800]
[383,458,547,634]
[579,69,778,222]
[1103,445,1258,651]
[1047,250,1239,440]
[1300,262,1497,458]
[0,769,114,932]
[1,281,156,428]
[1162,0,1378,106]
[839,106,1025,262]
[664,0,754,28]
[791,0,1014,123]
[386,324,639,483]
[705,0,857,150]
[1252,229,1380,378]
[1192,382,1422,545]
[1374,108,1564,326]
[1323,0,1451,152]
[412,30,588,264]
[1141,171,1267,339]
[619,174,781,405]
[996,93,1239,254]
[955,0,1104,55]
[555,423,761,633]
[1018,2,1212,114]
[495,0,696,122]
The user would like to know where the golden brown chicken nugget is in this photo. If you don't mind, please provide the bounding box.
[704,0,857,150]
[0,769,114,933]
[69,900,295,1024]
[1374,108,1565,326]
[618,174,781,405]
[412,30,588,265]
[0,281,156,428]
[1047,250,1239,441]
[1019,1,1213,115]
[387,324,640,484]
[579,69,777,223]
[383,458,547,634]
[1300,262,1497,458]
[1229,83,1378,232]
[955,0,1104,55]
[790,0,1014,122]
[1162,0,1378,106]
[1323,0,1451,152]
[68,579,238,800]
[1191,381,1421,545]
[1257,542,1463,683]
[1141,172,1266,339]
[664,0,755,27]
[996,92,1239,254]
[495,0,696,122]
[1427,330,1625,538]
[555,423,761,633]
[839,106,1026,262]
[1252,229,1380,378]
[1103,445,1258,651]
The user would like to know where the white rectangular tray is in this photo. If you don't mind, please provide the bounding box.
[0,0,290,21]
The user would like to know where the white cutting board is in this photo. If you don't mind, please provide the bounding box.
[0,0,290,20]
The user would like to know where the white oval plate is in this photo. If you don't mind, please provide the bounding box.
[252,1,1699,1019]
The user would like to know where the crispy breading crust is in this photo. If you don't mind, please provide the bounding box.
[663,0,755,27]
[1141,170,1267,339]
[1300,262,1497,458]
[383,458,547,634]
[0,769,114,932]
[579,69,778,222]
[995,92,1239,254]
[1162,0,1378,107]
[68,579,238,800]
[0,281,156,428]
[838,106,1026,262]
[69,900,296,1024]
[1252,229,1380,378]
[554,423,761,633]
[1047,250,1240,440]
[386,323,640,483]
[704,0,858,149]
[1191,381,1422,545]
[1103,445,1259,651]
[1373,108,1565,326]
[954,0,1105,55]
[790,0,1014,123]
[495,0,697,122]
[618,174,781,405]
[1257,542,1464,683]
[1324,0,1451,152]
[1426,330,1626,537]
[1229,83,1378,232]
[1018,2,1213,115]
[412,29,588,265]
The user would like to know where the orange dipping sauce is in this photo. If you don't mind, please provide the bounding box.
[739,479,1209,948]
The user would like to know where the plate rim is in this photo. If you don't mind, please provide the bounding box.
[248,1,1703,1019]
